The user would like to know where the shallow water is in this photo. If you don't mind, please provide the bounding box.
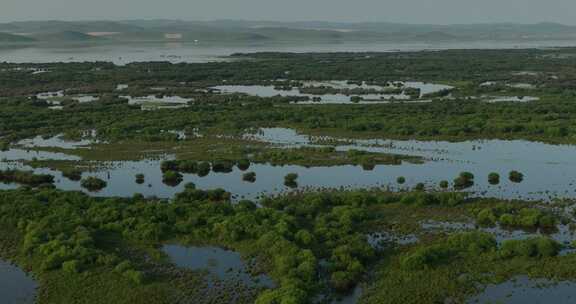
[487,96,540,103]
[4,127,576,201]
[0,148,80,161]
[17,134,97,149]
[36,91,99,103]
[421,220,575,247]
[213,80,452,104]
[368,231,419,249]
[162,245,274,288]
[468,276,576,304]
[0,259,37,304]
[121,95,191,105]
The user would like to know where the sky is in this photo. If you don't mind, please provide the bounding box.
[2,0,576,25]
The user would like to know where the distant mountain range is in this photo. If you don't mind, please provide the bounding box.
[1,20,576,43]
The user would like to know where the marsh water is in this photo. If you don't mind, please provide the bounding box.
[213,81,453,104]
[162,245,274,288]
[4,128,576,202]
[468,276,576,304]
[0,259,37,304]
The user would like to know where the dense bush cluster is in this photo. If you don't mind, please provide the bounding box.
[4,50,576,146]
[475,204,557,228]
[0,188,470,303]
[401,232,561,270]
[80,176,107,191]
[453,172,474,190]
[0,169,54,186]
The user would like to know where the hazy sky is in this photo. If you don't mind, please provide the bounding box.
[2,0,576,24]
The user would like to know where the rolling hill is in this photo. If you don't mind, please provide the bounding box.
[1,20,576,44]
[0,32,35,42]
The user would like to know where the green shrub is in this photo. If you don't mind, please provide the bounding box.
[401,245,452,270]
[177,160,198,173]
[237,159,251,171]
[135,174,145,184]
[242,172,256,182]
[414,183,425,191]
[500,237,561,258]
[162,170,183,186]
[123,270,145,285]
[454,172,474,189]
[488,172,500,185]
[80,177,107,191]
[477,209,497,226]
[114,261,133,273]
[499,213,517,226]
[284,173,299,188]
[62,260,80,274]
[447,231,497,256]
[439,180,449,189]
[196,162,211,177]
[212,160,235,173]
[509,171,524,183]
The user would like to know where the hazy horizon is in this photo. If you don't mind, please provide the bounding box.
[3,0,576,25]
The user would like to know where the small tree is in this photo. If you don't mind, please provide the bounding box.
[196,162,211,177]
[81,177,107,192]
[414,183,425,191]
[284,173,299,188]
[488,172,500,185]
[509,171,524,183]
[162,170,183,187]
[237,159,251,171]
[242,172,256,183]
[454,172,474,190]
[439,180,449,189]
[135,174,145,184]
[62,260,80,274]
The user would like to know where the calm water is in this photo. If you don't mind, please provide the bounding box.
[0,259,37,304]
[162,245,274,288]
[1,40,576,64]
[213,81,453,104]
[468,276,576,304]
[4,128,576,201]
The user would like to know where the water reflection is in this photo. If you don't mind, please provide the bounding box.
[213,80,452,104]
[162,245,274,288]
[17,134,98,149]
[4,127,576,201]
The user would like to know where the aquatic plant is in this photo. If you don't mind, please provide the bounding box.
[453,172,474,190]
[81,176,107,191]
[242,172,256,183]
[509,171,524,183]
[488,172,500,185]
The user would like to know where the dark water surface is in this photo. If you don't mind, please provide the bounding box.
[0,259,37,304]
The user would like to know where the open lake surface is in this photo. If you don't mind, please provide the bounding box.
[1,40,576,64]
